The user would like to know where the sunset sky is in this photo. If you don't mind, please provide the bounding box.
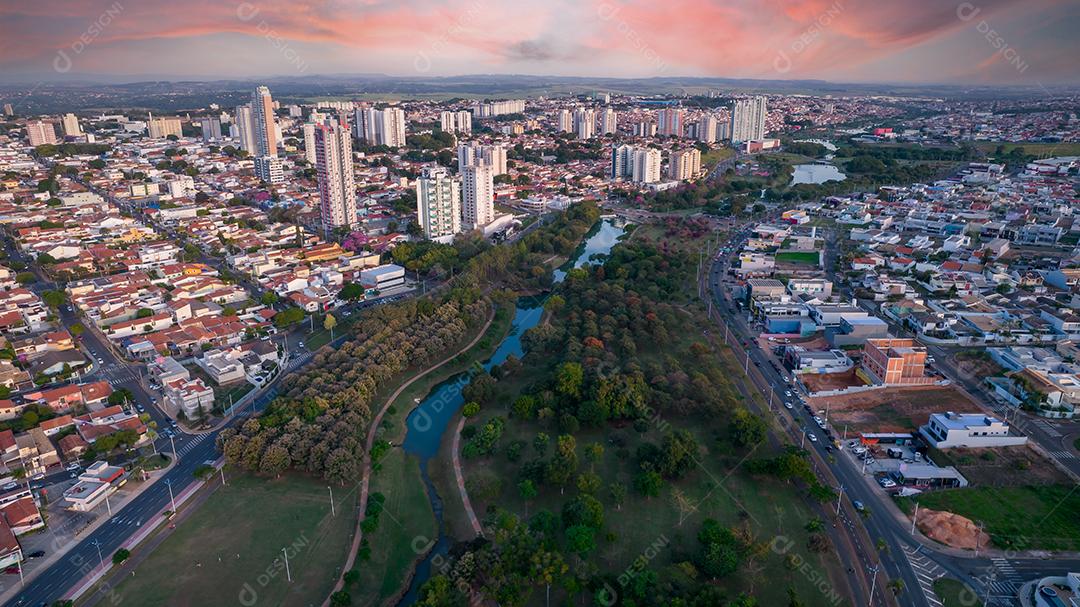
[1,0,1077,84]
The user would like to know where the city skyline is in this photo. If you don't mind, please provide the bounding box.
[2,0,1078,85]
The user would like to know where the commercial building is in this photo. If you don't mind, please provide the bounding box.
[860,338,932,385]
[26,120,58,146]
[919,412,1028,449]
[314,117,357,233]
[63,460,126,512]
[360,264,406,291]
[462,164,495,230]
[731,96,767,142]
[416,166,462,243]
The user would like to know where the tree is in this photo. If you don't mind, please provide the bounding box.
[565,524,596,557]
[555,362,584,398]
[324,313,338,340]
[697,519,743,579]
[634,470,663,497]
[69,322,85,337]
[462,401,480,417]
[330,590,352,606]
[729,408,767,448]
[533,432,550,455]
[260,290,279,306]
[608,482,627,511]
[112,548,131,564]
[888,579,905,596]
[338,282,365,301]
[41,290,66,308]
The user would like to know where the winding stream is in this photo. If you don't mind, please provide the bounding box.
[396,219,626,605]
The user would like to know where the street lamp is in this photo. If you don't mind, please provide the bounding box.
[165,478,177,512]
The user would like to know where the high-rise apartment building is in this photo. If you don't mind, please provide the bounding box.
[314,117,357,233]
[439,110,472,134]
[26,121,58,146]
[631,148,662,183]
[61,113,81,137]
[376,107,407,147]
[250,86,278,158]
[415,166,462,243]
[147,113,183,139]
[558,109,573,134]
[731,96,767,142]
[611,144,634,180]
[201,117,222,142]
[471,100,525,117]
[2,104,12,117]
[353,107,376,143]
[302,122,317,164]
[458,143,507,175]
[633,121,657,138]
[657,108,684,137]
[599,108,617,135]
[669,148,702,181]
[462,164,494,230]
[234,105,256,152]
[696,115,718,143]
[573,108,595,140]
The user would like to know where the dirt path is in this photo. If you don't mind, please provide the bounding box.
[452,416,484,538]
[321,307,495,607]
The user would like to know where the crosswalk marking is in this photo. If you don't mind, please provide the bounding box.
[1031,419,1063,437]
[903,545,945,606]
[1047,450,1077,460]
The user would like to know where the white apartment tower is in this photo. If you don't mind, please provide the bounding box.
[234,105,257,152]
[611,144,634,180]
[416,166,462,243]
[558,109,573,134]
[458,143,507,176]
[599,108,617,135]
[731,96,767,142]
[631,148,662,184]
[696,115,718,143]
[462,164,495,230]
[26,121,58,146]
[61,113,81,137]
[439,110,472,134]
[302,122,317,164]
[573,108,595,140]
[669,148,702,181]
[315,117,357,233]
[376,107,407,147]
[250,86,277,158]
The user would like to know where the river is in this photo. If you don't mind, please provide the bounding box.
[395,218,626,605]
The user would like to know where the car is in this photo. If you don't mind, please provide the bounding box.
[852,500,865,512]
[30,473,44,481]
[784,402,793,410]
[879,478,897,489]
[298,341,305,348]
[27,550,45,559]
[785,390,792,397]
[1,482,17,491]
[825,445,834,453]
[852,446,867,455]
[3,566,18,574]
[807,433,818,443]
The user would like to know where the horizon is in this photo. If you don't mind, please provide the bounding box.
[2,0,1078,87]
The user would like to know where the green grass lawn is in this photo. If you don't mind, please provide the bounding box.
[933,578,982,607]
[974,141,1080,157]
[775,251,821,265]
[112,473,357,607]
[350,449,438,607]
[906,485,1080,551]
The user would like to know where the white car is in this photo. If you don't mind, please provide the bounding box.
[808,433,818,443]
[784,402,794,410]
[878,478,897,489]
[785,391,793,397]
[852,447,867,455]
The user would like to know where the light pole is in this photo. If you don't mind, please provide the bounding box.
[166,478,177,512]
[910,502,919,535]
[835,485,845,516]
[220,466,226,486]
[282,547,292,582]
[170,433,178,462]
[867,565,879,606]
[92,539,104,570]
[328,486,335,517]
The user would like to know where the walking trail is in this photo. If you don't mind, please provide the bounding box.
[321,307,495,606]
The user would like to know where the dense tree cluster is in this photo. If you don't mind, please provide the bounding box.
[217,295,489,482]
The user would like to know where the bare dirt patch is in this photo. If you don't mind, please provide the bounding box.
[808,385,981,433]
[917,508,990,550]
[800,368,867,393]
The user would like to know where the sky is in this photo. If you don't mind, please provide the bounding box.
[1,0,1077,85]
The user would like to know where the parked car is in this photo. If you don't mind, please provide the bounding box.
[853,500,865,512]
[1,482,17,491]
[27,550,45,559]
[808,433,818,443]
[784,401,793,410]
[878,478,897,489]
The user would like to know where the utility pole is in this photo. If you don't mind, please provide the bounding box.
[835,484,844,516]
[983,567,996,606]
[910,502,919,535]
[220,467,226,486]
[105,491,112,516]
[328,486,335,517]
[974,521,984,557]
[170,434,178,462]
